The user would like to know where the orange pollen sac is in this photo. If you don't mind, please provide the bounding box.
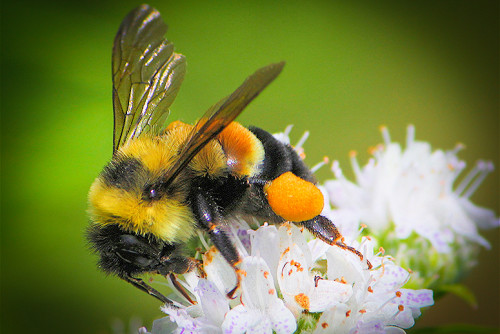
[294,293,310,310]
[398,304,405,312]
[395,291,402,297]
[263,271,269,279]
[264,172,324,222]
[359,309,367,314]
[268,289,275,295]
[321,323,329,329]
[368,286,374,293]
[346,310,351,317]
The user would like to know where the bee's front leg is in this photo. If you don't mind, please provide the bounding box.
[158,256,202,305]
[122,274,175,306]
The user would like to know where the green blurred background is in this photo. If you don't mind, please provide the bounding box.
[1,0,498,333]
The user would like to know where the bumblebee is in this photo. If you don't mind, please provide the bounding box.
[88,4,370,306]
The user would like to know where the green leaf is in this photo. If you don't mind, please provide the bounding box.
[437,284,477,308]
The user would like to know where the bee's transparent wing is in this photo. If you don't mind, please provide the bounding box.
[162,62,285,185]
[112,4,186,152]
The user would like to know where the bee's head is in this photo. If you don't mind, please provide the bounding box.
[88,138,196,243]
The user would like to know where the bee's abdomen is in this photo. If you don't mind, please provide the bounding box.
[248,126,315,183]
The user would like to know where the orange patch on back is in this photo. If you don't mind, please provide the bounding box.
[217,122,264,177]
[164,120,189,132]
[264,172,324,222]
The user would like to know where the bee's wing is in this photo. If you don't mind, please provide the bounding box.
[162,62,285,185]
[112,4,186,152]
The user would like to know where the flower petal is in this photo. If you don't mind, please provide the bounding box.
[326,246,368,286]
[459,198,500,229]
[370,262,410,294]
[397,289,434,308]
[251,224,281,283]
[349,320,388,334]
[203,246,238,297]
[267,298,297,334]
[308,279,352,312]
[150,316,178,334]
[195,279,230,327]
[313,304,353,334]
[222,305,263,334]
[240,256,276,309]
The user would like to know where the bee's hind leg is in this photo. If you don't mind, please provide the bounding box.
[297,215,372,269]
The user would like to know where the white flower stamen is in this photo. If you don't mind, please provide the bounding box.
[295,130,310,151]
[196,230,210,250]
[405,124,415,148]
[311,156,330,174]
[349,151,363,182]
[381,125,391,146]
[330,160,343,179]
[461,160,494,199]
[283,124,293,138]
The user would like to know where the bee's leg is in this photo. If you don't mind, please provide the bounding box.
[297,215,372,269]
[155,256,202,305]
[191,189,242,298]
[168,273,197,304]
[122,274,177,307]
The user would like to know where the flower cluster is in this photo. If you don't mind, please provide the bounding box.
[140,221,433,334]
[324,125,499,290]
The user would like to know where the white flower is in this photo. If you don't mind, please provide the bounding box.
[142,221,433,334]
[277,224,353,315]
[311,238,434,334]
[221,256,297,334]
[158,277,229,334]
[324,125,499,291]
[325,125,499,252]
[279,224,433,334]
